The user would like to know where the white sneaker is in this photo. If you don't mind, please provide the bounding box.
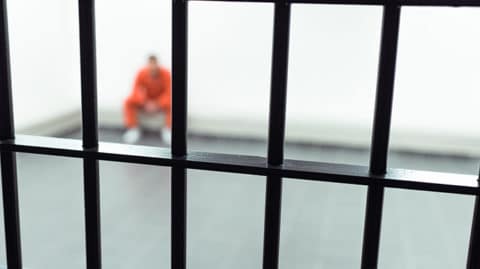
[161,128,172,146]
[123,128,141,144]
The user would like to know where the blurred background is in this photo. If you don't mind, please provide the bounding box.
[2,0,480,268]
[9,0,480,158]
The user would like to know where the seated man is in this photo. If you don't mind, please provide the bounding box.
[123,55,172,144]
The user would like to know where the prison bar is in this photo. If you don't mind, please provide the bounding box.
[187,0,480,7]
[171,0,189,268]
[82,158,102,269]
[0,0,23,268]
[361,2,401,269]
[466,166,480,268]
[78,0,102,268]
[0,135,478,196]
[263,1,291,269]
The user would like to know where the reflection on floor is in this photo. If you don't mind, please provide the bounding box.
[0,128,477,269]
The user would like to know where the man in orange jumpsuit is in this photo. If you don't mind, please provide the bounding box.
[123,55,172,144]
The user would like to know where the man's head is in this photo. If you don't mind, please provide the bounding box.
[148,55,159,75]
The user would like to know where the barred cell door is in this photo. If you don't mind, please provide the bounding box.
[1,0,480,269]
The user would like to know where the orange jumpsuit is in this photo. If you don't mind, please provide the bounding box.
[124,67,172,128]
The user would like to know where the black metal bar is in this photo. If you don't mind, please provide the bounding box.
[172,0,188,268]
[361,2,401,269]
[1,135,479,196]
[290,0,383,4]
[466,169,480,268]
[361,184,385,269]
[263,2,291,269]
[172,0,188,157]
[189,0,382,4]
[263,175,283,269]
[0,153,22,269]
[400,0,480,6]
[185,0,480,7]
[79,0,98,149]
[78,0,101,268]
[188,0,275,2]
[171,166,186,269]
[0,0,14,141]
[369,4,401,175]
[83,158,101,269]
[267,2,291,165]
[0,1,22,268]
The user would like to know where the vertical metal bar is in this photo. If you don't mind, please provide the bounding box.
[0,0,13,140]
[78,0,98,148]
[263,174,283,269]
[0,0,22,268]
[361,2,401,269]
[171,166,186,269]
[466,168,480,269]
[361,183,385,269]
[82,158,101,269]
[171,0,188,268]
[368,2,401,175]
[0,154,21,269]
[263,2,291,269]
[78,0,101,268]
[172,0,188,157]
[267,1,290,165]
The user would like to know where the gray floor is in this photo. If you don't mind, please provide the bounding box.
[0,129,478,269]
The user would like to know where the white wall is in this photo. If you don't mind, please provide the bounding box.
[96,0,171,113]
[391,7,480,154]
[8,1,480,155]
[8,0,81,134]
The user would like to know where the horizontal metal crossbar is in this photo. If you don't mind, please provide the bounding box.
[188,0,480,7]
[0,135,477,195]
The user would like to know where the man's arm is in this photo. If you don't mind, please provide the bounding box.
[156,69,172,109]
[127,70,147,105]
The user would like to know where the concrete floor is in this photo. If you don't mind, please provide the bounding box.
[0,129,478,268]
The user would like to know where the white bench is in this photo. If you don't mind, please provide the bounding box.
[137,111,167,131]
[98,108,167,131]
